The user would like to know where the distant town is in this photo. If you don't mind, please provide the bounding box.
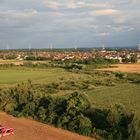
[0,45,140,63]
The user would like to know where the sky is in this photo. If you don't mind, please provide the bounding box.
[0,0,140,49]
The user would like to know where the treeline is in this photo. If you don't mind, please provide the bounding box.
[75,57,119,64]
[0,58,116,70]
[122,56,138,63]
[25,56,50,61]
[48,58,119,70]
[0,56,137,70]
[52,57,119,65]
[0,81,140,140]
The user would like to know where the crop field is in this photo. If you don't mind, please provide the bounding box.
[0,59,24,65]
[0,59,49,65]
[98,63,140,73]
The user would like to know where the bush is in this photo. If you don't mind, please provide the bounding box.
[68,114,92,136]
[115,72,127,79]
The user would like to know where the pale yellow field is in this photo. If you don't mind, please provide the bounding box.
[0,59,49,65]
[99,63,140,73]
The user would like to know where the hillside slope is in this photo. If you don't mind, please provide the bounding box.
[0,112,93,140]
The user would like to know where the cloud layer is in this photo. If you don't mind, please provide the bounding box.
[0,0,139,48]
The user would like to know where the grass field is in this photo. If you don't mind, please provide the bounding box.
[87,83,140,117]
[0,67,88,86]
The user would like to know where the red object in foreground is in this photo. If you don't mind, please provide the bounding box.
[0,126,14,138]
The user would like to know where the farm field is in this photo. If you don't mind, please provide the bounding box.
[87,83,140,117]
[0,67,88,86]
[98,63,140,73]
[0,59,49,65]
[0,59,24,65]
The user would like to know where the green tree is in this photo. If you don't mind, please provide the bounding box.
[37,106,46,122]
[130,56,138,63]
[68,114,92,136]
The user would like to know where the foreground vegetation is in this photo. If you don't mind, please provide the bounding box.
[0,82,140,140]
[0,60,140,140]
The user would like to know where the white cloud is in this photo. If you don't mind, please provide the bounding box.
[90,9,120,16]
[0,8,64,28]
[0,9,38,19]
[43,0,113,9]
[112,26,135,32]
[43,1,61,9]
[96,32,110,36]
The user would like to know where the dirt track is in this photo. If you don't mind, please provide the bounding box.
[0,112,93,140]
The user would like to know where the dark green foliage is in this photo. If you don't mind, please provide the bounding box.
[86,104,136,140]
[25,56,48,61]
[65,92,91,114]
[56,92,92,135]
[130,56,138,63]
[75,57,119,65]
[23,61,49,68]
[115,72,127,79]
[128,117,140,140]
[39,96,57,124]
[67,114,92,136]
[50,57,119,70]
[122,56,138,64]
[37,106,46,121]
[106,104,134,140]
[122,58,130,63]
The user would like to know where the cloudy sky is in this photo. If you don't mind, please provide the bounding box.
[0,0,140,49]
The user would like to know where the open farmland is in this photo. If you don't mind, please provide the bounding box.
[0,60,24,65]
[98,63,140,73]
[0,67,88,87]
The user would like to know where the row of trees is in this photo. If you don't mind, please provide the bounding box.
[25,56,50,61]
[122,56,138,63]
[0,81,140,140]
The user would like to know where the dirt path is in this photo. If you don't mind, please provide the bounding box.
[0,112,93,140]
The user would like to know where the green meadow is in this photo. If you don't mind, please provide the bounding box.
[0,67,88,86]
[87,83,140,117]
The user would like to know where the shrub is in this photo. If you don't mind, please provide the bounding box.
[68,114,92,136]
